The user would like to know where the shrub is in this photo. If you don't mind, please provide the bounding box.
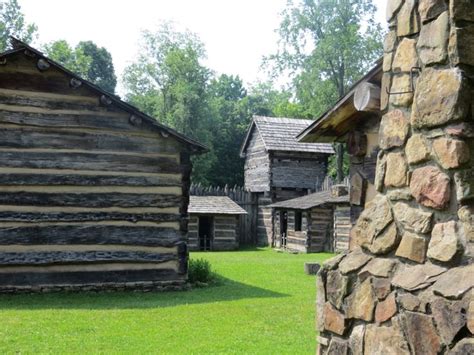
[188,258,215,286]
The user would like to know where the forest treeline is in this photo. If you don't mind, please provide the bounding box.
[0,0,383,186]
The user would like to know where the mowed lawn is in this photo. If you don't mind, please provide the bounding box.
[0,248,333,354]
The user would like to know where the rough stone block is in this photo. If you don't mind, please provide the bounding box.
[345,278,376,321]
[428,221,464,262]
[432,264,474,299]
[304,262,321,275]
[419,0,448,23]
[412,67,470,129]
[323,302,348,336]
[450,0,474,22]
[360,258,398,278]
[390,74,414,107]
[384,152,408,188]
[379,110,410,149]
[417,10,449,65]
[384,30,398,53]
[392,38,419,72]
[326,337,349,355]
[449,338,474,355]
[405,134,430,164]
[372,277,392,300]
[353,195,393,247]
[364,317,410,354]
[393,202,433,233]
[348,324,365,355]
[375,292,397,324]
[387,0,404,22]
[338,248,372,275]
[326,270,349,309]
[402,312,441,355]
[397,0,421,37]
[432,137,470,169]
[396,232,428,263]
[392,263,447,291]
[432,297,467,346]
[398,293,424,312]
[367,223,400,255]
[410,165,451,210]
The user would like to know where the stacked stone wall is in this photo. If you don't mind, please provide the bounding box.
[317,0,474,353]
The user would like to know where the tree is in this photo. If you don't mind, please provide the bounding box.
[266,0,384,180]
[268,0,383,117]
[44,40,117,93]
[0,0,38,51]
[123,23,214,184]
[77,41,117,93]
[248,81,307,118]
[207,74,251,186]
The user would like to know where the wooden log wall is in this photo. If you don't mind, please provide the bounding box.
[284,210,309,253]
[0,52,191,289]
[334,205,351,252]
[307,207,334,253]
[190,184,257,245]
[187,215,238,251]
[270,151,329,191]
[243,129,271,193]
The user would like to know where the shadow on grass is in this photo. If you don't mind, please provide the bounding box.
[0,275,288,310]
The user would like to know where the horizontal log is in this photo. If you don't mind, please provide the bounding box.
[0,150,181,174]
[0,127,180,154]
[0,169,181,186]
[0,251,177,266]
[0,106,152,133]
[0,211,180,223]
[0,70,94,97]
[0,89,121,113]
[0,192,181,208]
[0,225,182,246]
[0,268,183,286]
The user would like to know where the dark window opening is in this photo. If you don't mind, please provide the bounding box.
[295,211,302,231]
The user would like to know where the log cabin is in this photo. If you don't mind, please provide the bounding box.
[188,196,247,251]
[240,116,334,247]
[297,60,383,248]
[0,38,206,292]
[268,185,350,253]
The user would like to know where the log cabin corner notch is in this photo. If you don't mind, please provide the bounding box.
[0,38,207,292]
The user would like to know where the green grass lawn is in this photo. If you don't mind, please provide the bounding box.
[0,248,333,354]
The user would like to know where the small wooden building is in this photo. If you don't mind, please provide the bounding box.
[0,39,206,292]
[268,185,350,253]
[297,61,383,232]
[188,196,247,251]
[240,116,334,246]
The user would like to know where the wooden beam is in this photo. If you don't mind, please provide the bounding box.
[354,82,381,112]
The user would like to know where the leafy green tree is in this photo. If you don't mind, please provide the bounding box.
[77,41,117,93]
[123,23,214,184]
[44,40,117,93]
[248,81,307,118]
[0,0,38,51]
[266,0,383,180]
[267,0,383,117]
[207,74,251,186]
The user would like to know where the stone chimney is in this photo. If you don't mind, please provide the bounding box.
[316,0,474,353]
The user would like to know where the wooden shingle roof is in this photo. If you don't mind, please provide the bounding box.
[188,196,247,215]
[268,190,349,210]
[240,116,334,156]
